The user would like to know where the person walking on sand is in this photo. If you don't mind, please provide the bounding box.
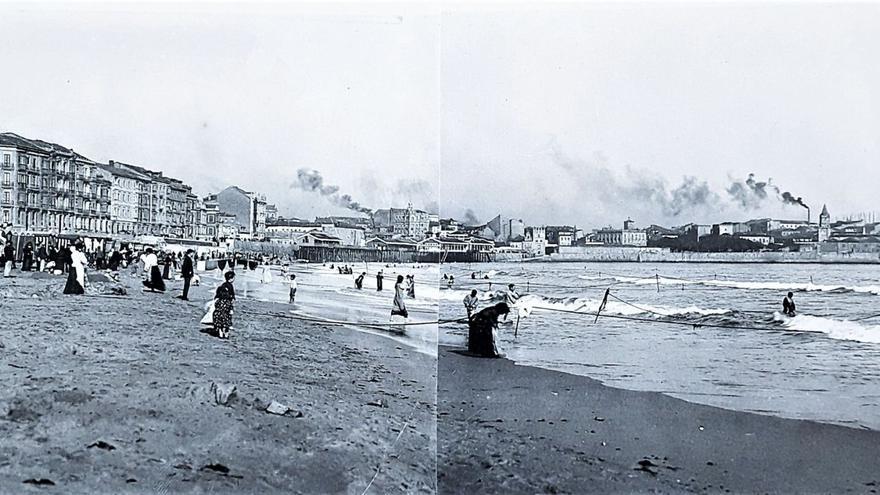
[3,240,14,278]
[355,272,365,290]
[391,275,409,321]
[463,289,479,320]
[783,292,796,316]
[213,271,236,339]
[36,242,48,272]
[376,270,384,291]
[178,249,195,301]
[288,274,297,304]
[22,242,34,272]
[162,252,174,280]
[261,264,273,284]
[142,248,165,293]
[64,242,88,295]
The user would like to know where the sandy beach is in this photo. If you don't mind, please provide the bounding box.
[0,270,436,494]
[438,346,880,494]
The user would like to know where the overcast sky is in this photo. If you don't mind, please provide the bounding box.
[0,3,439,219]
[2,3,878,228]
[442,3,880,227]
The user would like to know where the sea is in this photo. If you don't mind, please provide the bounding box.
[202,261,880,431]
[440,262,880,431]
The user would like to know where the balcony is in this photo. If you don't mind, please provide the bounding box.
[1,162,13,170]
[1,181,12,188]
[0,199,13,206]
[27,183,40,191]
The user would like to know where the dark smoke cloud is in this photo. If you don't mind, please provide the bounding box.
[625,174,720,218]
[291,168,372,214]
[463,209,481,225]
[726,173,780,209]
[781,191,809,209]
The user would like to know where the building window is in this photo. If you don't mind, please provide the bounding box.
[2,154,9,165]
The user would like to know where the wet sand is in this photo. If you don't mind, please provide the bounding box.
[438,346,880,494]
[0,270,436,494]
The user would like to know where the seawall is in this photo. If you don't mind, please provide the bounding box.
[546,246,880,264]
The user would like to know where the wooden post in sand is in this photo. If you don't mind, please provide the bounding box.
[594,288,610,324]
[514,314,520,338]
[656,273,660,293]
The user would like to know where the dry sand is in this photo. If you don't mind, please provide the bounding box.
[438,346,880,494]
[0,270,436,494]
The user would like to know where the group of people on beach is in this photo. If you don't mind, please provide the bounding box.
[461,282,521,358]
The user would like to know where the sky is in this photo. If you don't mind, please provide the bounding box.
[0,2,439,219]
[2,3,879,229]
[442,3,880,227]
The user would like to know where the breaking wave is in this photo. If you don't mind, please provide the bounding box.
[772,312,880,344]
[601,275,880,295]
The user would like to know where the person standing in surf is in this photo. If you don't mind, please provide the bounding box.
[287,274,298,304]
[783,292,796,316]
[355,272,365,290]
[376,270,384,291]
[391,275,409,321]
[503,283,520,321]
[463,289,479,320]
[142,248,165,293]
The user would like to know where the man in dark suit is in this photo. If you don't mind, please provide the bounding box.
[178,249,195,301]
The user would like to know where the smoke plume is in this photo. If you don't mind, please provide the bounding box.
[726,173,780,209]
[291,168,372,214]
[463,209,481,225]
[781,191,809,209]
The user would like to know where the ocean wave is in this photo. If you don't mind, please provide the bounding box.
[772,312,880,344]
[513,294,732,319]
[608,275,880,295]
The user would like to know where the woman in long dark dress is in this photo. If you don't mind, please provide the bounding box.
[213,271,236,339]
[63,244,87,295]
[22,243,34,272]
[468,303,510,357]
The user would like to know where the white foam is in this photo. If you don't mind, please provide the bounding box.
[513,294,732,319]
[773,312,880,344]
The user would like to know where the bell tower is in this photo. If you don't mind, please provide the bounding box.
[818,204,831,243]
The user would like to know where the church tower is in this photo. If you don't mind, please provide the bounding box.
[818,204,831,243]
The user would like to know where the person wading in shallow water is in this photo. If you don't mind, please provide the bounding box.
[783,292,796,316]
[390,275,409,321]
[468,302,510,358]
[355,272,365,290]
[463,289,479,320]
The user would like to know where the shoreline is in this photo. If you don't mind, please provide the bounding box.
[0,271,437,494]
[438,345,880,493]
